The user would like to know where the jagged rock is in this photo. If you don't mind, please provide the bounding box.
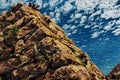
[0,2,105,80]
[106,64,120,79]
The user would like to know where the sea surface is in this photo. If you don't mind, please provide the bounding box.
[0,0,120,75]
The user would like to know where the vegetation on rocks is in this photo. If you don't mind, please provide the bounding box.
[0,2,118,80]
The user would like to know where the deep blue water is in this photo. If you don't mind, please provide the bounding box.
[0,0,120,75]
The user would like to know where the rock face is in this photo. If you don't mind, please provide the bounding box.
[0,3,105,80]
[106,64,120,79]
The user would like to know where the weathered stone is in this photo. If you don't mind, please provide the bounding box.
[106,64,120,79]
[6,12,15,21]
[0,58,21,74]
[0,2,106,80]
[12,61,48,80]
[15,39,25,54]
[52,65,91,80]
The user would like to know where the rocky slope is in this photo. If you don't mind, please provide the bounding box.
[106,64,120,79]
[0,2,105,80]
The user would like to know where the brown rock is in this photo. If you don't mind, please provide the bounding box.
[6,12,15,21]
[0,2,105,80]
[106,64,120,79]
[0,58,21,74]
[52,65,91,80]
[15,39,25,54]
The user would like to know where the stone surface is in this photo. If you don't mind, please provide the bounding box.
[0,2,105,80]
[106,64,120,79]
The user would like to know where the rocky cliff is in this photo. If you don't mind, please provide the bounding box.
[0,3,105,80]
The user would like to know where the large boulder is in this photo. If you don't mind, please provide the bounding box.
[0,2,105,80]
